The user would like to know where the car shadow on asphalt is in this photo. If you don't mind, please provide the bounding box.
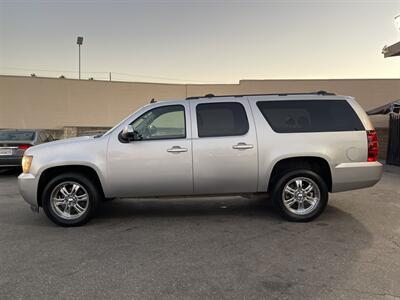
[95,197,281,221]
[94,196,353,225]
[6,196,360,231]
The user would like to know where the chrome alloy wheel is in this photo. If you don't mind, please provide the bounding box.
[282,177,320,216]
[50,181,89,220]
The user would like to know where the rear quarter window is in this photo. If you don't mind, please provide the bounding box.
[256,100,364,133]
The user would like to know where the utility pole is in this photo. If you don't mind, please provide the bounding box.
[109,72,112,82]
[76,36,83,80]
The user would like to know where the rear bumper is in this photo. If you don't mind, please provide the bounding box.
[0,156,22,167]
[18,173,39,207]
[331,161,383,192]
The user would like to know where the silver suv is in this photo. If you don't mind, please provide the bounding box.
[18,91,383,226]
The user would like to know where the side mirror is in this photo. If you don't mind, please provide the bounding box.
[120,125,135,141]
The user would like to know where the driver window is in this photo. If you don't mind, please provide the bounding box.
[131,105,185,140]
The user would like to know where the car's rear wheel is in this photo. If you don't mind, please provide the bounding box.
[272,169,328,222]
[42,173,100,226]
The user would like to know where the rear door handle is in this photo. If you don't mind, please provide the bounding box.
[167,146,188,153]
[232,142,254,150]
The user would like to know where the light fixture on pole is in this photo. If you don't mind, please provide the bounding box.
[395,14,400,31]
[77,36,83,80]
[383,15,400,57]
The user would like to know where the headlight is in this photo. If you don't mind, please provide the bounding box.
[22,156,33,174]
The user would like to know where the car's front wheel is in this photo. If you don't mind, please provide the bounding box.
[272,169,328,222]
[42,173,100,226]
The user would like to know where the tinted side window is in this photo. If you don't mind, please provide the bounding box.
[256,100,364,133]
[196,102,249,137]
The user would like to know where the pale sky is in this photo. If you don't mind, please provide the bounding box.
[1,0,400,83]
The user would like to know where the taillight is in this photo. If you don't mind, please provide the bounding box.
[18,144,31,151]
[367,130,378,162]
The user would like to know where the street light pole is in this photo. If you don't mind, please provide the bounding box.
[78,44,81,80]
[77,36,83,80]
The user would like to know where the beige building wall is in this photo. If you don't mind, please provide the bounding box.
[0,76,186,129]
[1,75,397,129]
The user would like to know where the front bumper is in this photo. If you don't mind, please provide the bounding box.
[331,161,383,193]
[0,156,22,167]
[18,173,39,207]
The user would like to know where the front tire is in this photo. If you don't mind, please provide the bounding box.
[42,173,100,226]
[272,169,328,222]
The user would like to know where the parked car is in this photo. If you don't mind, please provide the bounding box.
[18,91,383,226]
[0,130,54,170]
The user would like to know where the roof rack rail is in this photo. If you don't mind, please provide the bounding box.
[186,90,335,100]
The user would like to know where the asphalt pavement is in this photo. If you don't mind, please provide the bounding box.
[0,166,400,299]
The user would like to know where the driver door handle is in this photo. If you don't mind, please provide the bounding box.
[232,142,254,150]
[167,146,188,153]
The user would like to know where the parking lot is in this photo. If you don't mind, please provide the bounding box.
[0,167,399,299]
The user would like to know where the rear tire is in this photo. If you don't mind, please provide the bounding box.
[272,169,328,222]
[42,172,100,226]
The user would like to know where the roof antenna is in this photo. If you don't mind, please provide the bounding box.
[150,98,156,103]
[205,94,215,98]
[317,90,328,95]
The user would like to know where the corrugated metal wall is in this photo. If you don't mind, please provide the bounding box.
[387,114,400,166]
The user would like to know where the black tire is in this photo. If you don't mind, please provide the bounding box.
[42,172,101,226]
[272,169,328,222]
